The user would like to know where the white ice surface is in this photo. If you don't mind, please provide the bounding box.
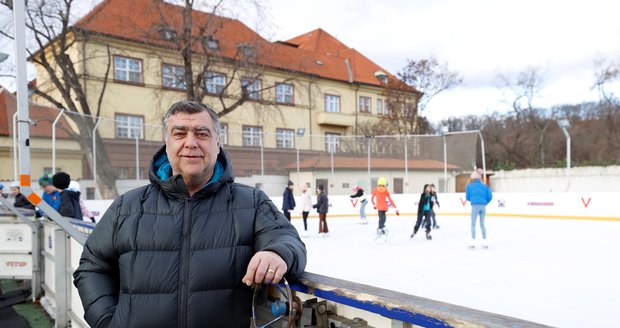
[290,214,620,328]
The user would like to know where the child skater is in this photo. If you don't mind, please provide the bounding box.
[371,177,398,237]
[411,184,433,240]
[350,186,368,224]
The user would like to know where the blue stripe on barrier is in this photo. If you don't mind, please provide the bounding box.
[290,283,452,327]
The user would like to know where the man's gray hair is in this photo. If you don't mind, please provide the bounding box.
[162,101,222,138]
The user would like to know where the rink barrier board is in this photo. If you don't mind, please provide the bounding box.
[288,212,620,222]
[292,272,551,328]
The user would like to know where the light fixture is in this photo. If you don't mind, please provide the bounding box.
[296,128,305,137]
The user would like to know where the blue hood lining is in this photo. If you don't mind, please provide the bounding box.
[154,152,224,188]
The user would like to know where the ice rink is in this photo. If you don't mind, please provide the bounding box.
[289,214,620,327]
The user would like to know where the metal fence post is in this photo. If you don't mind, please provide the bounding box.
[31,220,42,300]
[54,229,69,328]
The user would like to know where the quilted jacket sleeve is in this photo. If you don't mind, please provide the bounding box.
[253,190,307,278]
[73,196,123,328]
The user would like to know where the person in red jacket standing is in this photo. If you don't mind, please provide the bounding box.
[371,177,399,237]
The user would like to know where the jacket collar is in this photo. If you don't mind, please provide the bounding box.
[148,145,234,199]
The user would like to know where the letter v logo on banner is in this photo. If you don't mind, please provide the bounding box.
[581,197,592,209]
[459,197,467,206]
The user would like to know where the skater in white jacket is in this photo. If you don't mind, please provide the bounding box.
[300,185,312,236]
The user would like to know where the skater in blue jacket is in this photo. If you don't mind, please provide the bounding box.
[465,171,493,249]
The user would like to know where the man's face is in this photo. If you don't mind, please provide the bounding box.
[165,111,221,184]
[11,187,19,196]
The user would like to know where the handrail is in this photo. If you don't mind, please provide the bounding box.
[291,272,551,328]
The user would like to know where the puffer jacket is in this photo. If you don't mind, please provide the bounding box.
[58,189,82,220]
[73,146,306,328]
[466,179,493,205]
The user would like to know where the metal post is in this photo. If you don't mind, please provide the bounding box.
[260,132,264,177]
[404,135,408,194]
[54,229,68,328]
[477,130,487,182]
[367,137,371,191]
[12,112,18,181]
[92,118,102,185]
[559,125,571,188]
[31,221,41,300]
[51,109,65,173]
[135,133,140,180]
[443,134,448,193]
[296,143,300,186]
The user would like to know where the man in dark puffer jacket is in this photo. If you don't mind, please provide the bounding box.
[73,101,307,328]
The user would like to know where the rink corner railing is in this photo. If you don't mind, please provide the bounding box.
[0,205,551,328]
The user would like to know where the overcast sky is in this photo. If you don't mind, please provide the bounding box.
[2,0,620,124]
[260,0,620,123]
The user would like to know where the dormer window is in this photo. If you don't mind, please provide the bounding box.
[203,36,219,50]
[236,42,255,57]
[374,70,388,84]
[158,25,177,41]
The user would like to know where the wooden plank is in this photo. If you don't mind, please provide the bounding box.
[291,272,552,328]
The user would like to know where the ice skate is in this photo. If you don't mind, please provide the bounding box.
[410,229,417,239]
[301,230,309,238]
[425,231,432,240]
[482,239,488,249]
[468,239,476,249]
[375,228,389,243]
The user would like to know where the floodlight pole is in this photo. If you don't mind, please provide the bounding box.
[51,109,65,173]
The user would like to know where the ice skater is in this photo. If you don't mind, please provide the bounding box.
[466,171,493,249]
[371,177,398,238]
[300,184,312,237]
[313,184,329,236]
[411,184,433,240]
[430,184,440,229]
[350,186,368,224]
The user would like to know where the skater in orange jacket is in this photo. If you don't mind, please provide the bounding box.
[371,177,399,236]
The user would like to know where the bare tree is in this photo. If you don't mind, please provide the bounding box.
[496,66,553,166]
[1,0,298,198]
[375,55,462,135]
[397,55,463,113]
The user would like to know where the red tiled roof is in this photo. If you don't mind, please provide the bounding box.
[0,88,72,138]
[286,155,460,171]
[70,0,419,91]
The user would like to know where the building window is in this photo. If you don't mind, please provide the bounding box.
[114,55,142,83]
[275,83,294,104]
[243,125,262,147]
[325,94,340,113]
[241,78,262,100]
[325,133,340,153]
[219,123,228,145]
[404,102,416,118]
[276,128,294,149]
[162,64,186,90]
[116,114,143,139]
[377,99,384,115]
[359,96,371,113]
[205,71,226,94]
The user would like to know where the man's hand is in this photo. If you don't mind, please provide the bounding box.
[242,251,287,286]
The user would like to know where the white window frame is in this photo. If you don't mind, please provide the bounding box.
[325,133,341,153]
[162,64,186,90]
[377,98,384,115]
[205,71,227,94]
[359,96,371,113]
[241,78,262,100]
[275,83,294,104]
[325,94,341,113]
[276,128,295,149]
[243,125,262,147]
[219,123,228,145]
[114,55,142,83]
[116,114,143,139]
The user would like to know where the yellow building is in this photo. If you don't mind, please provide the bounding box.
[29,0,420,190]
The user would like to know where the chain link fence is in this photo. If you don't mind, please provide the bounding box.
[6,108,482,198]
